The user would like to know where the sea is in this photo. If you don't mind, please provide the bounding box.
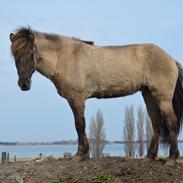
[0,143,183,158]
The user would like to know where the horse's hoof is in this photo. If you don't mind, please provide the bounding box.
[165,159,176,166]
[71,155,85,162]
[143,155,157,161]
[142,157,151,162]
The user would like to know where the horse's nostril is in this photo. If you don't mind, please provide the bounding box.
[26,79,31,86]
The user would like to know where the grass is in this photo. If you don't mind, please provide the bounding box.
[51,172,122,183]
[91,172,121,183]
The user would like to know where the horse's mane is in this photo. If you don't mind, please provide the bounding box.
[11,27,95,59]
[12,27,94,50]
[72,37,94,45]
[40,32,94,45]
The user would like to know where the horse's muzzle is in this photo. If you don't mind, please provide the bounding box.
[18,78,31,91]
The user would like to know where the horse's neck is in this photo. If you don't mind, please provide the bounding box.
[36,57,57,80]
[35,39,60,80]
[35,35,84,80]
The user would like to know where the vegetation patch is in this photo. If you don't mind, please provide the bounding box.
[51,172,121,183]
[91,172,121,183]
[51,175,78,183]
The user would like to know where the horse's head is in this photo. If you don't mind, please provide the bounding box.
[10,27,37,91]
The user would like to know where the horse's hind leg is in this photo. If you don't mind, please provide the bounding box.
[142,89,161,160]
[150,85,179,165]
[157,99,179,160]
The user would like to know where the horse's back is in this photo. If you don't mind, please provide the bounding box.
[85,44,149,97]
[85,44,178,99]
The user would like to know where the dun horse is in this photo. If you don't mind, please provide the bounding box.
[10,27,183,165]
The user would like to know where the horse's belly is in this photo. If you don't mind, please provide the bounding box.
[91,84,140,99]
[87,63,144,99]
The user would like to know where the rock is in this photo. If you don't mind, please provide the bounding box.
[35,159,41,163]
[165,159,176,166]
[22,171,34,182]
[83,166,88,170]
[15,175,24,183]
[35,155,57,163]
[47,155,57,162]
[63,153,73,160]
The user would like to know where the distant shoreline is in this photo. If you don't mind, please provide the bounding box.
[1,140,183,146]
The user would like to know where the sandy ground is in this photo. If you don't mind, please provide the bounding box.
[8,158,32,162]
[1,157,183,183]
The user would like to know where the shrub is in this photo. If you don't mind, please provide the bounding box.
[91,172,121,183]
[51,172,121,183]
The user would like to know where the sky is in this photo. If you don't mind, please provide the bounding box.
[0,0,183,142]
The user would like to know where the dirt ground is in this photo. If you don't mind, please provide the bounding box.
[1,157,183,183]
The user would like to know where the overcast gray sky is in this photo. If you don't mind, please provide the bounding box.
[0,0,183,142]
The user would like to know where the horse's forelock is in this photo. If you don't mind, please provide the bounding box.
[11,27,34,60]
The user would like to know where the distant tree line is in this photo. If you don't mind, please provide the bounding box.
[123,105,153,158]
[89,109,106,159]
[88,106,153,158]
[0,142,16,145]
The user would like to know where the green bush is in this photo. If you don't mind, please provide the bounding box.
[52,179,64,183]
[51,172,121,183]
[91,172,121,183]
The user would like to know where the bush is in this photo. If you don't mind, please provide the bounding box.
[52,179,63,183]
[91,172,121,183]
[51,172,121,183]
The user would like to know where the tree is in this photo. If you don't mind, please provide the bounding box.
[145,112,153,151]
[123,105,135,157]
[137,106,144,157]
[89,109,106,158]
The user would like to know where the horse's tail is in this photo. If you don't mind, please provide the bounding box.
[173,62,183,135]
[160,62,183,145]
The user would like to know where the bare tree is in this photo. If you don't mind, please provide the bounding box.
[89,109,106,158]
[145,112,153,151]
[137,106,144,157]
[123,105,135,157]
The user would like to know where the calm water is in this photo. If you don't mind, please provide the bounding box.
[1,143,183,158]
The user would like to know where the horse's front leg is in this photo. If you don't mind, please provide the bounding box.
[68,97,89,161]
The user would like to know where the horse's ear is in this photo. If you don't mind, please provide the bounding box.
[9,33,14,42]
[29,33,34,42]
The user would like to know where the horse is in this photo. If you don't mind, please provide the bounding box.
[9,27,183,165]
